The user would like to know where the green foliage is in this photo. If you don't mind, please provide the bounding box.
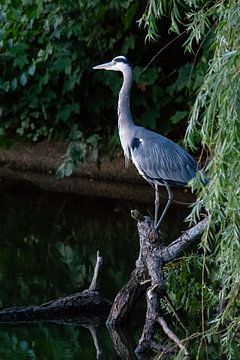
[166,255,205,315]
[0,0,81,141]
[0,0,140,142]
[144,0,240,358]
[0,0,202,157]
[186,1,240,349]
[56,130,100,178]
[138,0,186,40]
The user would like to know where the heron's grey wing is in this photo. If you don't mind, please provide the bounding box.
[130,133,197,185]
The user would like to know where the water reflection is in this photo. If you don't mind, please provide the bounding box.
[0,182,190,359]
[0,323,116,360]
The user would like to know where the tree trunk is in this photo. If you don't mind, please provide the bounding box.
[107,210,208,356]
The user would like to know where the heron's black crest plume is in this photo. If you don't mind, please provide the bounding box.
[113,56,131,65]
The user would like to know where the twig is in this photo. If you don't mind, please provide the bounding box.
[157,317,189,356]
[163,294,188,333]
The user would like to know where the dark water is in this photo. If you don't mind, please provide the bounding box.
[0,182,212,359]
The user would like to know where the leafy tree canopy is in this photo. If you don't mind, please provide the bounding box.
[0,0,202,148]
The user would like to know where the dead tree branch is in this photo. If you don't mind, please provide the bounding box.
[0,251,110,323]
[108,211,208,356]
[89,250,104,291]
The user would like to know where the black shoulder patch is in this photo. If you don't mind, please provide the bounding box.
[131,137,141,151]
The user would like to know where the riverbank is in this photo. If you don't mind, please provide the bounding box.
[0,141,195,204]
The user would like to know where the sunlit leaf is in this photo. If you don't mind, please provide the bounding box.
[28,62,36,76]
[20,73,28,86]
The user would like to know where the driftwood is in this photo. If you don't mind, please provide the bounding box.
[0,211,208,358]
[0,251,111,324]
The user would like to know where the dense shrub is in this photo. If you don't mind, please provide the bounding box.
[0,0,203,149]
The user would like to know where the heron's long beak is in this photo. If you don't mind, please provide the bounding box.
[92,61,113,70]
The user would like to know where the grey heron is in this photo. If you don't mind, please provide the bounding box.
[93,56,202,230]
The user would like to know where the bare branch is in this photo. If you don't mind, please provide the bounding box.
[163,294,188,333]
[161,217,208,263]
[157,317,189,357]
[89,251,104,291]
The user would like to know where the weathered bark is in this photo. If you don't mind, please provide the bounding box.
[108,211,208,356]
[107,267,149,324]
[107,324,138,360]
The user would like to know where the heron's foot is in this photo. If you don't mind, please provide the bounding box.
[149,227,160,242]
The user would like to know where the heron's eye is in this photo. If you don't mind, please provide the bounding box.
[112,61,116,65]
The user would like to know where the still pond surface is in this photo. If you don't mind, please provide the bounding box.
[0,182,222,359]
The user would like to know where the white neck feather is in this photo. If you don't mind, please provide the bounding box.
[117,67,135,165]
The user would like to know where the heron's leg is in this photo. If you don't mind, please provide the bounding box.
[154,184,160,227]
[155,183,173,231]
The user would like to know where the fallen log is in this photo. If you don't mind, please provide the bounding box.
[0,251,111,324]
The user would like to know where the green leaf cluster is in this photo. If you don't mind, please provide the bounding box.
[56,130,100,178]
[0,0,138,141]
[0,0,202,155]
[186,1,240,350]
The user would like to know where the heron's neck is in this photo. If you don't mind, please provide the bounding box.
[118,67,134,130]
[117,67,135,165]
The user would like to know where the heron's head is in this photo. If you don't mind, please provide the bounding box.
[93,56,131,72]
